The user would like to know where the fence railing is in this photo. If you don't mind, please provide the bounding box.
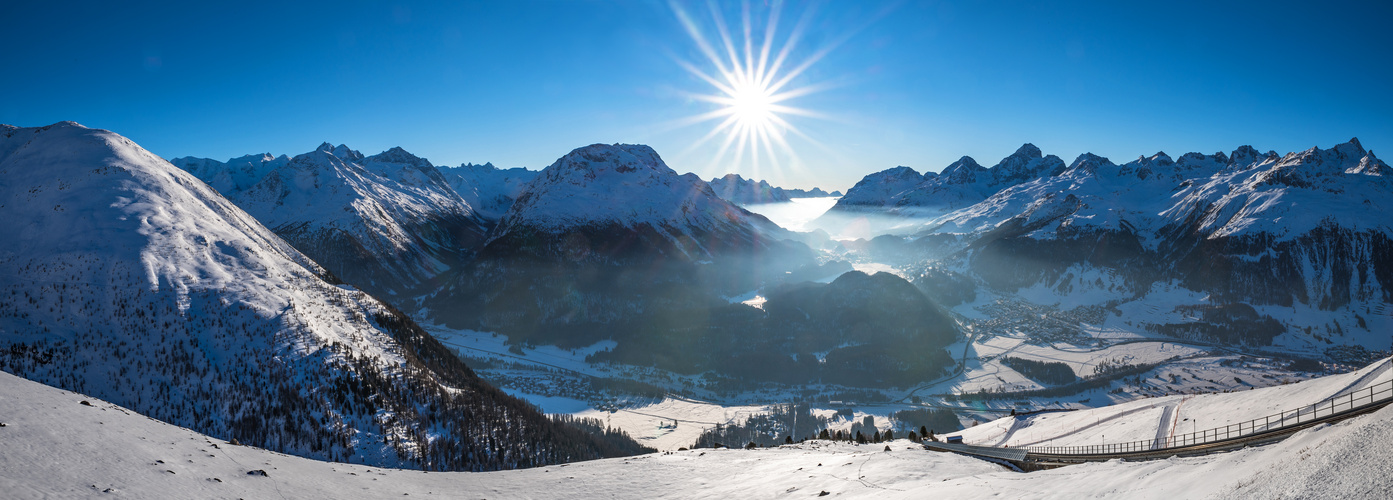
[1023,378,1393,456]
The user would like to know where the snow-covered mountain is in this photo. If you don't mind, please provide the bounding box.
[708,173,792,203]
[0,122,641,471]
[436,162,538,220]
[486,143,798,262]
[173,144,490,299]
[707,174,842,205]
[848,139,1391,358]
[823,144,1065,219]
[428,143,817,347]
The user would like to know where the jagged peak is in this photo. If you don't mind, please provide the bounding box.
[1226,145,1265,168]
[1333,137,1366,159]
[1347,153,1390,176]
[365,146,433,168]
[1011,143,1042,158]
[947,156,982,169]
[1067,152,1114,175]
[939,156,986,184]
[1142,152,1174,166]
[1175,151,1229,167]
[310,142,363,161]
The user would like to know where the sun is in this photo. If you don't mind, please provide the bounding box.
[669,1,832,181]
[728,81,775,125]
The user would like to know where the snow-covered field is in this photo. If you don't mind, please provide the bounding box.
[573,397,772,451]
[3,363,1390,499]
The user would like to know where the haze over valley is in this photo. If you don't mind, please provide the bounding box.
[4,1,1391,497]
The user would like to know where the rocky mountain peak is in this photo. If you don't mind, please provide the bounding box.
[1067,153,1114,176]
[1230,145,1261,167]
[366,146,434,169]
[941,156,985,184]
[501,143,760,232]
[312,142,363,162]
[1012,143,1043,159]
[1333,137,1366,159]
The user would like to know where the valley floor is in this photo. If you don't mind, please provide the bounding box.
[2,367,1389,499]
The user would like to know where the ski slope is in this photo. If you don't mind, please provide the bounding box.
[949,357,1393,450]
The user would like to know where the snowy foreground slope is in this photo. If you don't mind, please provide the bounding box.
[2,366,1390,499]
[0,122,637,471]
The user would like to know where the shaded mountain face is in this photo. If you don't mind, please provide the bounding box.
[428,143,817,347]
[844,139,1391,355]
[173,144,490,299]
[706,174,842,204]
[0,122,644,471]
[708,173,791,204]
[830,166,927,209]
[824,144,1065,219]
[435,162,538,220]
[585,271,960,388]
[811,151,1063,239]
[482,143,802,263]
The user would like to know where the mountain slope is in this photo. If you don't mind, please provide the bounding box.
[173,144,490,299]
[0,122,641,471]
[485,143,799,262]
[897,139,1393,354]
[436,162,538,220]
[428,143,816,347]
[825,144,1065,217]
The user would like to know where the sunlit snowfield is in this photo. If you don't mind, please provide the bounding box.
[4,362,1390,499]
[738,196,839,232]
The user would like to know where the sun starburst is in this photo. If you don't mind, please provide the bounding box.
[670,0,832,182]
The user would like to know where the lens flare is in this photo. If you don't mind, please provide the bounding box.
[669,0,832,181]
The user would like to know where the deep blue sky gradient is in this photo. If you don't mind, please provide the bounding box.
[3,1,1390,190]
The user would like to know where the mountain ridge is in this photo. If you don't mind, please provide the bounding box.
[0,122,644,471]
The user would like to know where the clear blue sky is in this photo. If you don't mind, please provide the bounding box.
[3,1,1390,191]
